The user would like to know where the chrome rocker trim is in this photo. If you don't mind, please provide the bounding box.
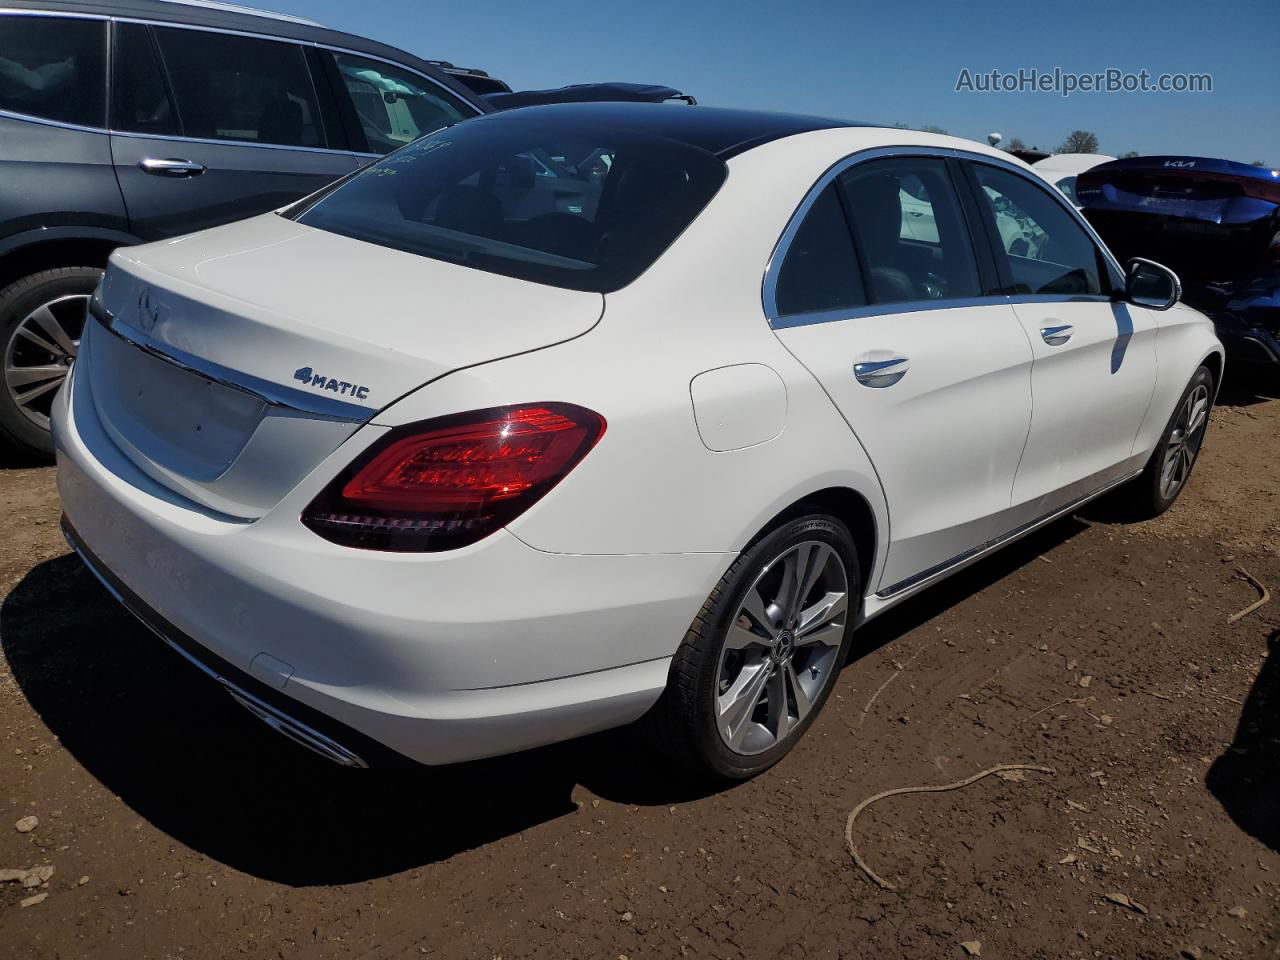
[875,470,1142,599]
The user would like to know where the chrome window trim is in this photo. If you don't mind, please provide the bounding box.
[0,8,476,147]
[106,127,372,157]
[763,145,1126,330]
[0,7,108,19]
[90,297,376,423]
[1002,293,1114,305]
[771,294,1008,330]
[0,107,380,157]
[109,13,346,47]
[0,106,107,134]
[770,291,1115,330]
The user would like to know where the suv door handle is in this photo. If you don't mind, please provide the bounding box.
[1040,323,1073,346]
[853,356,910,387]
[139,157,206,178]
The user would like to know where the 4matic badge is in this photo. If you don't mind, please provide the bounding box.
[293,366,371,401]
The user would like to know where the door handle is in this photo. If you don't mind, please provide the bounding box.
[1040,323,1073,346]
[853,356,910,388]
[139,157,206,178]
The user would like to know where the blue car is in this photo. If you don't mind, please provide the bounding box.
[1077,156,1280,373]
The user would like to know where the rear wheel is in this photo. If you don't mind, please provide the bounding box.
[0,267,101,456]
[1114,364,1214,519]
[650,515,858,780]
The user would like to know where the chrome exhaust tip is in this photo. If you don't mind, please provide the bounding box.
[224,685,368,769]
[62,516,369,770]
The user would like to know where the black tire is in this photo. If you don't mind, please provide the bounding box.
[0,266,102,457]
[648,514,860,781]
[1112,364,1215,520]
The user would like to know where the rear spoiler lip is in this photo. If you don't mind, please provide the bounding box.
[1082,155,1280,182]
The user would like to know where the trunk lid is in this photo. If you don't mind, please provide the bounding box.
[88,213,603,518]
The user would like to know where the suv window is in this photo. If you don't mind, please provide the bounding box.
[971,163,1104,295]
[152,27,326,148]
[292,109,727,293]
[329,52,472,153]
[111,23,178,136]
[0,15,106,127]
[774,184,867,317]
[838,157,981,305]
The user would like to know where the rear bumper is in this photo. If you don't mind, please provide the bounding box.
[62,517,378,768]
[52,361,727,766]
[1215,322,1280,368]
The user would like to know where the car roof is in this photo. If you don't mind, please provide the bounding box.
[1032,153,1115,176]
[470,102,869,159]
[4,0,490,110]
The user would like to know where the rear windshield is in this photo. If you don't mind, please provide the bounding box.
[291,111,728,292]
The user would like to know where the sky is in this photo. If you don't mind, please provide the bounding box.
[261,0,1279,165]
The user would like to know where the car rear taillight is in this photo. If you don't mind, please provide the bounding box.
[302,403,605,551]
[1241,177,1280,206]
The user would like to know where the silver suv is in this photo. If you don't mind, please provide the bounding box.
[0,0,491,455]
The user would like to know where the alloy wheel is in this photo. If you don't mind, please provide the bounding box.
[714,540,849,756]
[1159,382,1210,501]
[4,293,88,431]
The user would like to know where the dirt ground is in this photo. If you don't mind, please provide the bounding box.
[2,381,1278,960]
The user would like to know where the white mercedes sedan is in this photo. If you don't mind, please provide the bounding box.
[1032,152,1117,207]
[54,104,1223,779]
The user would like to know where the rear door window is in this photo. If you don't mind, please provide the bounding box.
[328,52,472,154]
[151,26,328,148]
[111,22,179,136]
[773,184,867,317]
[0,14,106,127]
[837,157,981,305]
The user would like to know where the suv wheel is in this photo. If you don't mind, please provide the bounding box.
[0,267,102,456]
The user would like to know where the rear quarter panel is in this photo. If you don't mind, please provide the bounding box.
[368,129,897,578]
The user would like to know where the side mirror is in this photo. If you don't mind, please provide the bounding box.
[1126,258,1181,310]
